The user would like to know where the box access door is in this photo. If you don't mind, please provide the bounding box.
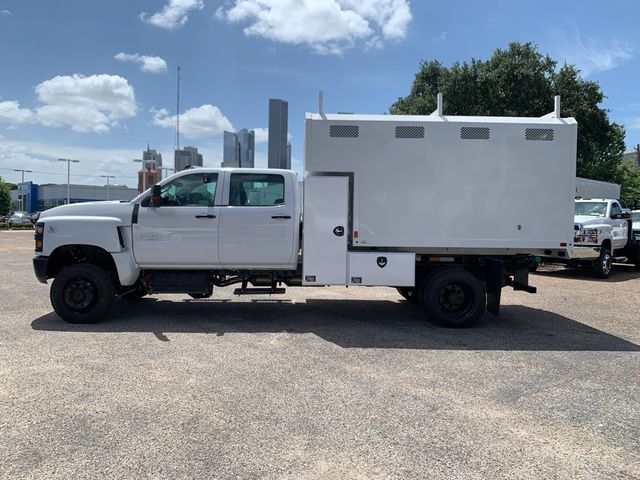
[302,176,349,285]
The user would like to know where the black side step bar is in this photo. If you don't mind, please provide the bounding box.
[234,287,286,295]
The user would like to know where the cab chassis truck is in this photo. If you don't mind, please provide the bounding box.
[33,95,577,327]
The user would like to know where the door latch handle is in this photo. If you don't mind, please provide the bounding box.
[195,214,216,219]
[271,215,291,219]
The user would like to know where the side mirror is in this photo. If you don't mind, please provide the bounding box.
[622,212,631,219]
[149,185,162,207]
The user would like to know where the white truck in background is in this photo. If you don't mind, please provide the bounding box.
[571,199,640,276]
[32,96,577,328]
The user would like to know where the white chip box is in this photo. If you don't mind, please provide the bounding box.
[348,252,415,286]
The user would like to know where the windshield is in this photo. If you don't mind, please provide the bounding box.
[575,202,607,217]
[632,212,640,222]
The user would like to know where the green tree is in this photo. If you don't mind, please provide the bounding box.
[0,177,12,216]
[391,42,627,186]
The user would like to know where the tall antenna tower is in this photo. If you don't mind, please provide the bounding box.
[176,65,181,151]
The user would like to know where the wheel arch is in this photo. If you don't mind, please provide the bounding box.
[47,244,120,286]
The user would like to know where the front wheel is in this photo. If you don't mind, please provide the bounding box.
[420,269,486,328]
[592,247,612,279]
[50,264,116,323]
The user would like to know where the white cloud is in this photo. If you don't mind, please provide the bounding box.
[0,9,11,15]
[556,32,634,77]
[114,52,168,73]
[152,105,233,139]
[217,0,412,54]
[140,0,204,29]
[0,100,35,125]
[34,74,137,133]
[252,127,268,143]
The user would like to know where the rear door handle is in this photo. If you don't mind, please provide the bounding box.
[195,214,216,219]
[271,215,291,219]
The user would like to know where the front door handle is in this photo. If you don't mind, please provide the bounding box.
[271,215,291,219]
[195,214,216,219]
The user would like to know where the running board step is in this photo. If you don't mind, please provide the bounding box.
[233,287,286,295]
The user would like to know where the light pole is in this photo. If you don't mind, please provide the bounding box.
[100,175,116,200]
[14,169,32,183]
[57,158,80,204]
[161,167,175,178]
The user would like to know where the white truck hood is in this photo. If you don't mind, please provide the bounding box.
[38,201,136,224]
[574,215,606,228]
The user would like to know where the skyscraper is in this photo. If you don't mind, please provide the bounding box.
[268,98,288,169]
[286,142,291,170]
[222,129,255,168]
[174,146,203,172]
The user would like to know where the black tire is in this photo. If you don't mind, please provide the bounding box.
[592,247,613,279]
[420,269,486,328]
[50,264,116,323]
[396,287,419,304]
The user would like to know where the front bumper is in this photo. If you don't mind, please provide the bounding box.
[571,245,601,260]
[32,256,49,284]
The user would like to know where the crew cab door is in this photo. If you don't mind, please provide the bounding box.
[610,201,628,250]
[132,172,221,267]
[218,172,296,267]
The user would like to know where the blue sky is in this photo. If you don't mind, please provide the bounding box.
[1,0,639,187]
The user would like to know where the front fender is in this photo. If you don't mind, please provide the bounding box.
[39,216,124,256]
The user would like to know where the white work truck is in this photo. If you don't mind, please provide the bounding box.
[32,97,577,327]
[571,199,640,276]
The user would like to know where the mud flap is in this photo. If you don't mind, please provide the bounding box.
[485,259,502,317]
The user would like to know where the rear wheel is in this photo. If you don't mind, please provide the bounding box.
[396,287,419,304]
[50,264,116,323]
[420,269,486,328]
[592,247,612,279]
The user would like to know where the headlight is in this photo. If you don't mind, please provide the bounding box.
[34,222,44,252]
[574,227,598,244]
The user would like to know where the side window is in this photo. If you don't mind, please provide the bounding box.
[229,174,285,206]
[610,202,622,217]
[160,173,217,206]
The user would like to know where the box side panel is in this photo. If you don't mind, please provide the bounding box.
[302,176,349,285]
[348,252,415,286]
[306,118,576,250]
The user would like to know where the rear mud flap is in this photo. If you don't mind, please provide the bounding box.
[485,259,502,317]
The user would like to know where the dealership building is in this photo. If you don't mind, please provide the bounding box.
[11,182,139,212]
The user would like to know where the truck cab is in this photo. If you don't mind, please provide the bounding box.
[133,168,300,270]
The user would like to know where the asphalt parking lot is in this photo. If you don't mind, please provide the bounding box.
[1,230,639,479]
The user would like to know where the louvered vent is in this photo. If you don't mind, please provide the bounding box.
[329,125,359,138]
[460,127,490,140]
[525,128,554,141]
[395,126,425,139]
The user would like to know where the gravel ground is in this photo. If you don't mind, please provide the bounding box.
[1,230,639,479]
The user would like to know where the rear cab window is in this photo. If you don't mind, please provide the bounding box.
[229,173,285,206]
